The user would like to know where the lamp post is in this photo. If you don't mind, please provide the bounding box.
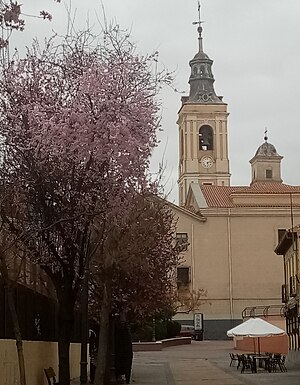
[152,316,156,342]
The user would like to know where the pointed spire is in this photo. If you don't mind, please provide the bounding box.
[187,1,223,104]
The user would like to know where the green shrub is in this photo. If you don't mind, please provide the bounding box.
[130,319,181,341]
[166,320,181,338]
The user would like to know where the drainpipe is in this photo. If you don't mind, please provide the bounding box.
[191,223,195,290]
[227,209,234,322]
[191,223,195,322]
[296,234,299,297]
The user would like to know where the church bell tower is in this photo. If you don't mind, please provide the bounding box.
[178,4,230,206]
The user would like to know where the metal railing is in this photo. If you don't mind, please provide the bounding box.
[242,305,285,319]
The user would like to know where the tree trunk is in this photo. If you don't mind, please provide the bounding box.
[0,255,27,385]
[80,267,89,384]
[94,281,112,385]
[57,295,75,385]
[6,284,27,385]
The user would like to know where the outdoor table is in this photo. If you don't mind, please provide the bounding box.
[252,355,270,373]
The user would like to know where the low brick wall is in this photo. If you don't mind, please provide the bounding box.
[133,341,162,351]
[235,335,288,354]
[161,337,191,348]
[0,339,81,385]
[133,337,191,352]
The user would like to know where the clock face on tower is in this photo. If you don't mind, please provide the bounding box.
[200,156,213,168]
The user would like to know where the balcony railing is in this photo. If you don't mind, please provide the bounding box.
[242,304,285,319]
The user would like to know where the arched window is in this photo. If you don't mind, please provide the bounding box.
[199,125,213,150]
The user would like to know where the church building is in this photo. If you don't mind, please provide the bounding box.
[171,12,300,340]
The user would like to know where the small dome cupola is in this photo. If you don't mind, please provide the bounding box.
[188,3,223,104]
[254,130,282,158]
[250,130,283,184]
[255,142,280,157]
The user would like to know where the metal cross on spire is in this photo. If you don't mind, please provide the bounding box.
[192,1,204,53]
[264,127,268,142]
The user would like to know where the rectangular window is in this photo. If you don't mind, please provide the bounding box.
[278,229,286,243]
[176,233,188,251]
[281,284,288,303]
[266,169,273,179]
[290,276,297,297]
[177,267,190,286]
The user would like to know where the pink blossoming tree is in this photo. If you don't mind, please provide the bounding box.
[0,26,173,385]
[0,0,60,49]
[0,2,60,385]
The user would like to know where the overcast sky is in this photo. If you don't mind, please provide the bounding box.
[15,0,300,203]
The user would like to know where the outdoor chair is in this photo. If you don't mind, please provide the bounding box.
[280,355,287,372]
[44,367,59,385]
[229,353,239,367]
[240,355,255,374]
[236,354,244,370]
[269,354,287,372]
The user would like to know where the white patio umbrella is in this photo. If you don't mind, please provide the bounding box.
[227,317,286,354]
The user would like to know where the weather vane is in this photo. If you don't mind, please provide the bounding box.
[192,1,204,28]
[192,1,204,52]
[264,127,268,142]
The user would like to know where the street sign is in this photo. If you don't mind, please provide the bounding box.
[194,313,203,331]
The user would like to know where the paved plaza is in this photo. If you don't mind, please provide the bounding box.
[131,341,300,385]
[71,340,300,384]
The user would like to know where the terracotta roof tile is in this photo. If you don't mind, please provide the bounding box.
[239,182,300,194]
[200,182,300,208]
